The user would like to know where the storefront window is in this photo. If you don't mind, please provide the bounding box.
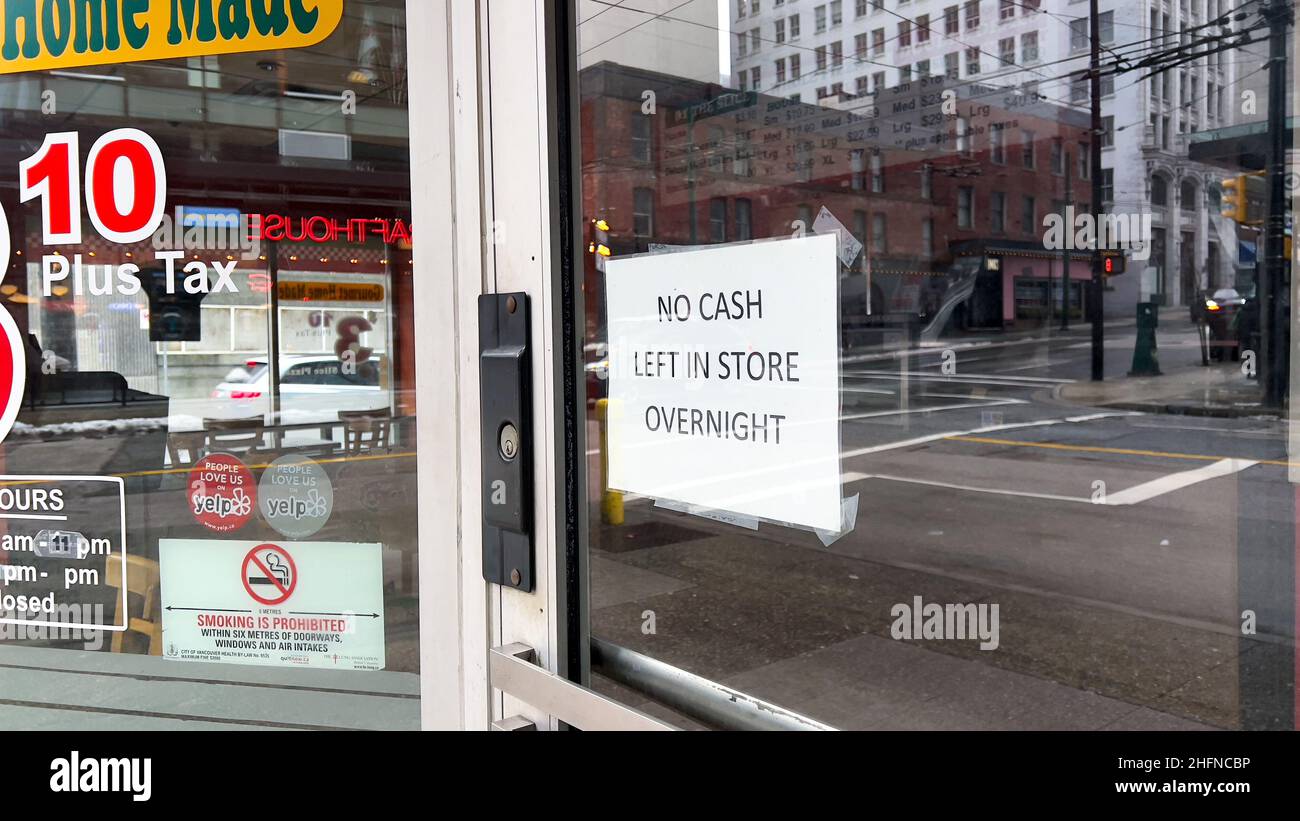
[577,0,1298,731]
[0,1,419,730]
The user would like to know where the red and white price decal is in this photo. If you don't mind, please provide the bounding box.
[0,129,169,445]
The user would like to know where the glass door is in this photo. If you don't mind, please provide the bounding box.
[499,0,1300,732]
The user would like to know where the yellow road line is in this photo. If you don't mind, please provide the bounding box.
[947,435,1295,468]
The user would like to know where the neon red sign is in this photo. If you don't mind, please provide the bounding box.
[253,215,412,246]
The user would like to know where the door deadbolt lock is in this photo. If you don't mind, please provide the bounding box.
[499,423,520,461]
[479,293,533,592]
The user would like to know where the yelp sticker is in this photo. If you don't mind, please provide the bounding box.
[0,203,26,446]
[189,453,256,532]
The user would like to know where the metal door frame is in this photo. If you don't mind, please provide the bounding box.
[409,0,600,731]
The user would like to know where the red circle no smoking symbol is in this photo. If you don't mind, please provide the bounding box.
[241,544,298,606]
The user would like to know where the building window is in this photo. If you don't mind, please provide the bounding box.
[871,150,884,192]
[1021,31,1038,62]
[899,66,913,84]
[872,71,885,93]
[917,59,931,76]
[945,5,959,34]
[629,115,655,167]
[1070,18,1087,51]
[855,32,868,58]
[872,213,887,253]
[856,0,868,16]
[816,4,827,31]
[710,199,728,242]
[736,32,747,58]
[872,28,885,55]
[1180,180,1198,212]
[751,65,761,90]
[1078,143,1090,179]
[831,40,843,66]
[966,47,981,76]
[1000,0,1015,19]
[1100,169,1114,203]
[899,20,912,47]
[945,52,959,79]
[1022,130,1035,168]
[735,198,753,239]
[1100,116,1114,148]
[1151,175,1168,206]
[776,58,787,84]
[851,149,866,190]
[999,37,1014,66]
[750,28,761,53]
[922,218,935,257]
[1050,138,1063,175]
[990,123,1005,164]
[831,0,843,25]
[991,191,1006,233]
[816,45,828,71]
[965,1,981,29]
[921,163,933,199]
[791,53,801,77]
[856,75,870,96]
[958,187,975,228]
[790,13,801,38]
[633,187,654,237]
[957,116,972,155]
[918,14,931,42]
[775,18,786,42]
[1022,195,1036,234]
[1071,72,1088,104]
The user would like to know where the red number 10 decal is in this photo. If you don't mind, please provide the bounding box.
[20,129,167,246]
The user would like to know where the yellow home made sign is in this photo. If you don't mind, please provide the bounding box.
[1,1,344,74]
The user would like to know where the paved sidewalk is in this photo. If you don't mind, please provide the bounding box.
[1057,316,1269,416]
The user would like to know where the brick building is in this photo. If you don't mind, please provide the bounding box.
[580,60,1100,337]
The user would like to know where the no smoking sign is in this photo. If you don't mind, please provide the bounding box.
[241,544,298,606]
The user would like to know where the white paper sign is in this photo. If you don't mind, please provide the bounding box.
[605,234,842,531]
[159,539,385,671]
[812,206,864,269]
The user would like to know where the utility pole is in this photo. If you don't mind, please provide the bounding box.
[1061,150,1073,330]
[1089,0,1105,381]
[1261,0,1291,407]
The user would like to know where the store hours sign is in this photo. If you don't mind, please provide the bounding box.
[604,234,843,532]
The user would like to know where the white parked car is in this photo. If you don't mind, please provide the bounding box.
[210,355,388,420]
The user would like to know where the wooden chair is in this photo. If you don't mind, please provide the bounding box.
[166,430,207,466]
[340,408,392,455]
[202,417,268,456]
[105,554,163,655]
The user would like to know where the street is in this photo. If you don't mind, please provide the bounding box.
[589,317,1289,730]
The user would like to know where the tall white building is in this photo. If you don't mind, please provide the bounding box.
[731,0,1245,306]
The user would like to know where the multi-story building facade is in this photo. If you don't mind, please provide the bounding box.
[580,60,1094,336]
[732,0,1245,308]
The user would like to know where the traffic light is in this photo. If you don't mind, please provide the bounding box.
[1102,253,1126,276]
[1221,175,1249,222]
[588,218,611,271]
